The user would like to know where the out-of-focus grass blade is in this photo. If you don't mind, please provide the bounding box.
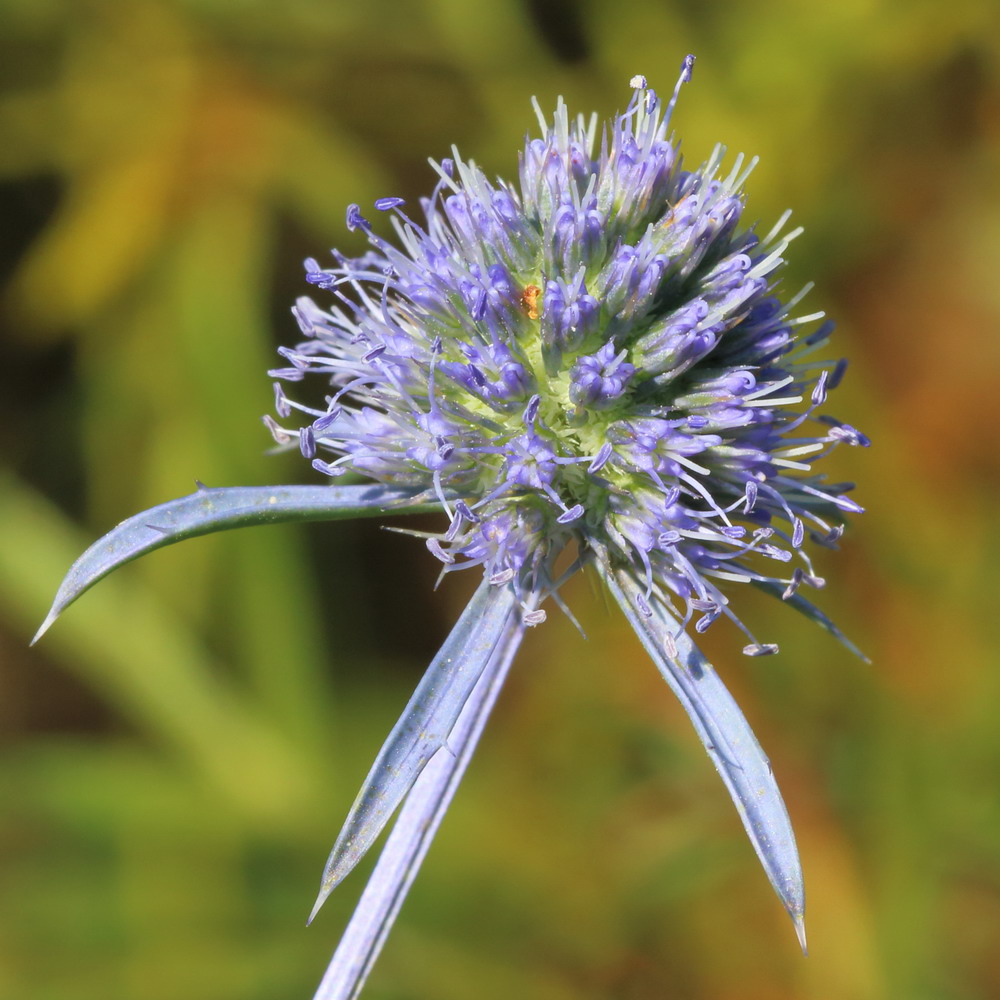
[597,552,807,950]
[33,483,442,643]
[751,578,869,662]
[313,594,530,1000]
[309,576,519,923]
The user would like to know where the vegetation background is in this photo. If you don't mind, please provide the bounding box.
[2,1,999,997]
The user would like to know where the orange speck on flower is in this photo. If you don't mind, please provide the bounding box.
[521,284,541,320]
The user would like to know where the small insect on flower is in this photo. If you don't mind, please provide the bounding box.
[35,54,867,999]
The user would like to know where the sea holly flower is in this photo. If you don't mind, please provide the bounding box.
[35,55,868,999]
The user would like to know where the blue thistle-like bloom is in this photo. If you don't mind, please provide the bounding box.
[272,61,864,652]
[36,56,867,1000]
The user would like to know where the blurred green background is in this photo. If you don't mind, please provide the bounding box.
[2,1,999,998]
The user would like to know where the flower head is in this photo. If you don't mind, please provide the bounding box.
[271,56,866,656]
[37,55,867,1000]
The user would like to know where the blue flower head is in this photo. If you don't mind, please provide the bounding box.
[37,56,867,1000]
[277,62,865,644]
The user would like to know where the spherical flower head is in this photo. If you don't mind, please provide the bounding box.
[270,55,867,646]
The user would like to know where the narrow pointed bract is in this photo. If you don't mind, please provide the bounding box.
[313,597,530,999]
[309,576,519,921]
[598,548,804,929]
[750,578,869,664]
[37,56,866,999]
[32,484,442,644]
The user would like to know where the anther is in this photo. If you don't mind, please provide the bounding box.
[426,538,454,564]
[523,395,541,424]
[455,501,480,524]
[588,443,613,474]
[557,504,585,524]
[345,204,370,232]
[792,518,805,548]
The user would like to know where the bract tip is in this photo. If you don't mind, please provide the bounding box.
[794,913,808,955]
[30,609,57,646]
[307,884,333,927]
